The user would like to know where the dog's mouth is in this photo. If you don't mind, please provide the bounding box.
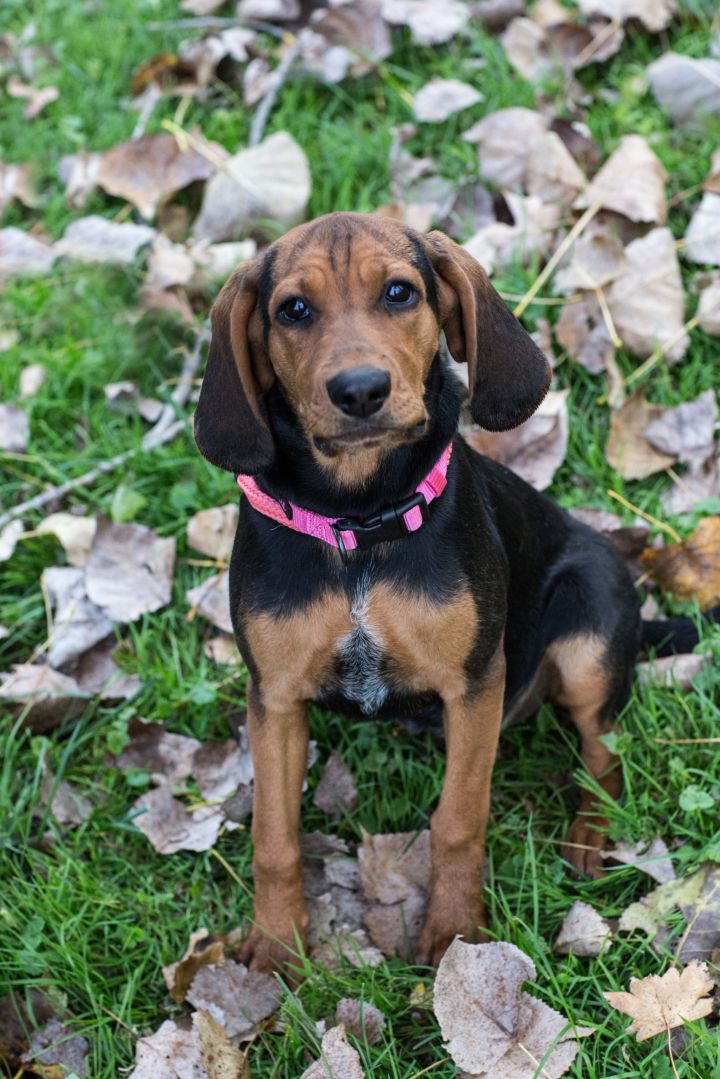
[313,418,427,455]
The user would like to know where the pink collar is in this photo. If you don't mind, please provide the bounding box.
[236,442,453,561]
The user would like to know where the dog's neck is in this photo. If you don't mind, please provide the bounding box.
[256,354,462,520]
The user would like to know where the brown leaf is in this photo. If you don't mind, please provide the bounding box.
[676,864,720,966]
[684,193,720,267]
[194,1010,248,1079]
[434,939,591,1077]
[576,135,667,224]
[636,652,711,692]
[464,107,548,190]
[85,517,175,623]
[37,767,92,828]
[187,571,232,634]
[128,1018,200,1079]
[648,52,720,128]
[578,0,676,32]
[97,133,217,221]
[0,664,88,733]
[58,150,102,210]
[363,891,426,960]
[20,1017,89,1078]
[643,390,718,471]
[697,272,720,334]
[114,718,201,787]
[0,402,29,451]
[186,960,281,1041]
[193,132,311,243]
[36,513,96,567]
[640,517,720,609]
[313,752,358,819]
[300,1023,365,1079]
[55,216,156,265]
[604,961,713,1042]
[334,999,386,1046]
[71,638,142,700]
[359,829,430,904]
[619,866,709,940]
[0,227,56,276]
[187,505,239,562]
[605,392,676,481]
[601,837,676,885]
[413,78,482,123]
[0,160,40,212]
[555,228,627,292]
[131,785,225,854]
[163,929,230,1004]
[555,294,614,375]
[311,0,391,78]
[661,458,720,515]
[0,989,56,1062]
[381,0,469,45]
[42,567,113,669]
[204,635,241,666]
[554,899,612,957]
[192,733,254,801]
[465,389,568,491]
[0,520,24,562]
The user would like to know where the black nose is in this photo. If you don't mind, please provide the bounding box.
[326,367,391,419]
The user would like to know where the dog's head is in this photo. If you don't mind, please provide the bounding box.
[194,212,550,483]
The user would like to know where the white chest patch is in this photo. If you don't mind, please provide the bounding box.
[337,575,389,714]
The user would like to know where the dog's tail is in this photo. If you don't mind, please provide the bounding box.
[640,604,720,657]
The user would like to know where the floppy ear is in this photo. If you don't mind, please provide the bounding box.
[193,260,275,474]
[424,231,551,432]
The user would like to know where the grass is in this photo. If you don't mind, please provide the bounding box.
[1,1,720,1076]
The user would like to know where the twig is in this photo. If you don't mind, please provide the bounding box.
[624,315,700,387]
[606,489,682,543]
[513,202,601,319]
[249,35,303,147]
[0,328,209,532]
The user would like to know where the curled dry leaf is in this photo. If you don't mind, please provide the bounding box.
[640,517,720,609]
[335,998,386,1046]
[128,1018,200,1079]
[0,227,56,276]
[554,899,612,957]
[413,78,482,123]
[55,216,156,265]
[605,391,676,480]
[193,131,311,243]
[0,664,88,733]
[604,961,713,1042]
[114,717,202,786]
[58,150,102,210]
[97,133,218,221]
[300,1023,365,1079]
[194,1010,248,1079]
[42,566,113,669]
[0,402,29,451]
[163,928,232,1003]
[465,389,569,491]
[0,160,39,212]
[575,135,667,224]
[86,517,176,623]
[187,504,239,562]
[186,960,282,1040]
[434,939,592,1077]
[131,785,226,854]
[684,193,720,267]
[647,52,720,128]
[72,637,142,700]
[187,571,233,634]
[577,0,676,32]
[643,390,718,471]
[636,652,711,692]
[381,0,470,46]
[313,751,359,819]
[601,837,675,885]
[37,767,92,828]
[20,1017,89,1078]
[555,295,614,375]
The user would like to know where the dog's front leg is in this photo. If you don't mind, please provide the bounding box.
[416,649,505,967]
[239,683,310,976]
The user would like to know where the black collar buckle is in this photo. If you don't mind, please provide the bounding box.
[331,491,429,563]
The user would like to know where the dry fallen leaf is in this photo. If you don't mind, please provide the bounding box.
[643,390,717,471]
[604,962,713,1042]
[313,751,358,819]
[55,216,156,265]
[335,998,386,1046]
[131,785,226,854]
[0,159,40,212]
[465,389,569,491]
[194,1009,248,1079]
[676,864,720,966]
[358,828,430,959]
[310,0,391,78]
[578,0,676,32]
[37,766,92,828]
[0,402,30,451]
[554,900,612,957]
[72,638,142,700]
[555,228,627,293]
[381,0,470,45]
[0,227,56,276]
[187,505,239,562]
[163,929,231,1004]
[85,517,175,623]
[58,150,102,210]
[434,939,591,1077]
[464,107,548,190]
[7,76,59,118]
[647,52,720,128]
[413,78,482,123]
[555,294,614,375]
[97,133,218,220]
[187,571,233,634]
[193,131,311,242]
[619,866,709,941]
[204,635,241,666]
[636,652,711,692]
[684,193,720,267]
[19,363,46,398]
[0,520,24,563]
[605,392,676,480]
[601,837,676,885]
[697,272,720,334]
[661,456,720,515]
[300,1023,365,1079]
[0,664,88,733]
[114,718,202,786]
[640,517,720,609]
[236,0,300,19]
[128,1018,200,1079]
[576,135,667,224]
[20,1017,89,1078]
[42,566,113,669]
[186,960,282,1041]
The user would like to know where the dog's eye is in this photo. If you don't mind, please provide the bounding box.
[385,281,416,307]
[278,297,312,323]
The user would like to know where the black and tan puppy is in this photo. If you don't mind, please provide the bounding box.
[194,211,642,974]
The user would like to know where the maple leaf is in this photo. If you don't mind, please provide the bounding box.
[604,962,713,1042]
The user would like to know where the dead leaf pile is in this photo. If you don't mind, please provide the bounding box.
[434,939,593,1077]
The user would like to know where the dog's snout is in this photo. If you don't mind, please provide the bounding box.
[326,367,391,419]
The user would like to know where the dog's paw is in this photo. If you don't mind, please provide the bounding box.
[564,814,608,878]
[415,898,488,968]
[238,922,305,979]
